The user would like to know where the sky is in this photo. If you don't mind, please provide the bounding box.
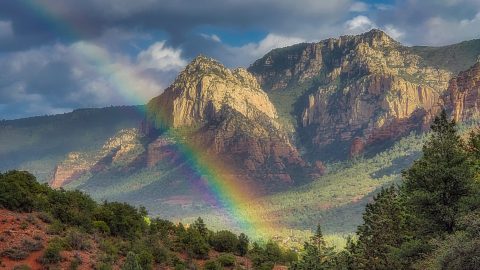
[1,0,480,119]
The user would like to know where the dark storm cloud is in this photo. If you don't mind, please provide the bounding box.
[2,0,480,119]
[374,0,480,45]
[0,0,351,50]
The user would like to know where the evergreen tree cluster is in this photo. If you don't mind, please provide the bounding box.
[293,110,480,269]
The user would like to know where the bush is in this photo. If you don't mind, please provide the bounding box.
[151,244,169,264]
[203,260,222,270]
[217,253,235,267]
[21,239,43,252]
[0,171,47,212]
[210,230,239,253]
[39,239,63,265]
[69,253,82,270]
[93,220,111,235]
[46,220,64,235]
[122,252,142,270]
[13,265,31,270]
[66,229,91,251]
[1,248,29,260]
[95,202,147,238]
[137,249,154,270]
[37,212,54,224]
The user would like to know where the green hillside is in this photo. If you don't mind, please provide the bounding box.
[0,106,145,182]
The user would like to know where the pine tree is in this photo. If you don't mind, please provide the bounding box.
[403,110,474,234]
[192,217,208,239]
[237,233,249,256]
[352,186,407,270]
[292,224,336,270]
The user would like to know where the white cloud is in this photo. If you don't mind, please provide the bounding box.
[349,2,369,12]
[345,15,376,33]
[384,25,405,41]
[0,21,13,38]
[418,12,480,45]
[232,34,305,64]
[137,41,187,72]
[0,39,187,118]
[200,33,221,42]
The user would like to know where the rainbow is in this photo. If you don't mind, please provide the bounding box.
[18,0,277,238]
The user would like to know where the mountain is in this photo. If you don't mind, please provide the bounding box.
[248,29,480,160]
[46,56,319,223]
[3,29,480,237]
[0,106,144,182]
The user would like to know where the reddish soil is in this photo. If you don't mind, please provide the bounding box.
[0,209,99,270]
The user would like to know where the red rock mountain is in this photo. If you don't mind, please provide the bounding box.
[249,29,480,159]
[51,56,318,192]
[444,62,480,122]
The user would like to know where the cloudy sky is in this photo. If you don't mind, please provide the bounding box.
[1,0,480,119]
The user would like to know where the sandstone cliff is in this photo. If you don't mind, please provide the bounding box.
[144,56,315,188]
[249,29,458,159]
[51,129,144,188]
[444,62,480,122]
[51,56,317,191]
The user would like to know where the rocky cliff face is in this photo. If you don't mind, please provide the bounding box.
[51,56,317,191]
[146,56,277,129]
[144,56,315,189]
[249,29,454,159]
[444,62,480,122]
[51,129,144,188]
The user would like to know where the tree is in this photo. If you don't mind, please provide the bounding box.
[352,186,408,270]
[292,224,336,270]
[192,217,209,239]
[403,110,474,234]
[237,233,249,256]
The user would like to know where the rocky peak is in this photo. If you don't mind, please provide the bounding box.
[444,62,480,122]
[147,55,278,129]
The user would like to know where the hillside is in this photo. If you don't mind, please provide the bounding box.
[0,171,294,270]
[0,106,145,182]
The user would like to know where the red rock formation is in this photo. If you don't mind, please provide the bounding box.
[444,62,480,122]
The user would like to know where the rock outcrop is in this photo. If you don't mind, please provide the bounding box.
[52,56,318,191]
[144,56,315,189]
[444,62,480,122]
[51,129,144,188]
[146,56,277,129]
[249,29,452,158]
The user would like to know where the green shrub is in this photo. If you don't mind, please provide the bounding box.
[46,220,64,235]
[66,229,91,251]
[69,253,83,270]
[93,220,111,235]
[210,230,239,253]
[122,252,142,270]
[37,212,53,224]
[217,253,235,267]
[0,171,47,212]
[39,239,63,265]
[203,260,222,270]
[1,248,29,260]
[21,239,43,252]
[13,265,31,270]
[137,249,154,270]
